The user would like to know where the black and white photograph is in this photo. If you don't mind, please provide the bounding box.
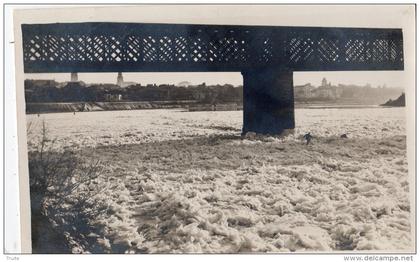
[7,4,416,255]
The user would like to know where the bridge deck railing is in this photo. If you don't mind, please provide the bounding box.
[21,22,404,73]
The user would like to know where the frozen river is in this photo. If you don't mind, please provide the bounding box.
[26,107,406,150]
[26,107,411,253]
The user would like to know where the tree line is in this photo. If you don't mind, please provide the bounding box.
[24,80,243,104]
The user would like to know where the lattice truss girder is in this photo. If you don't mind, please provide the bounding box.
[23,34,253,63]
[21,23,404,72]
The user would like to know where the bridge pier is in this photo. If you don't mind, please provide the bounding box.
[241,68,295,135]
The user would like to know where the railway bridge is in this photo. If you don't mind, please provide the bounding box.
[21,22,404,134]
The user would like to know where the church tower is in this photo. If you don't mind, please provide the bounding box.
[321,77,328,87]
[70,72,78,82]
[117,72,124,87]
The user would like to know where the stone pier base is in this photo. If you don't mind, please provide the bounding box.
[241,68,295,135]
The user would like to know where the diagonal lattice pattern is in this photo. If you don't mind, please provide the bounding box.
[287,37,315,63]
[345,40,369,63]
[317,38,339,63]
[21,23,404,72]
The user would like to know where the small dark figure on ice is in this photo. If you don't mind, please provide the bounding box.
[303,132,313,145]
[340,133,348,139]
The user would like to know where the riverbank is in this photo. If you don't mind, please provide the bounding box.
[26,101,197,114]
[26,101,386,114]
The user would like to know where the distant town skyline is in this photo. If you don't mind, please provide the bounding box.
[25,71,406,89]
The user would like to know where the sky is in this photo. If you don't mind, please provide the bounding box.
[25,71,406,89]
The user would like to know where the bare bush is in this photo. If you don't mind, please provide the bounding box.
[29,121,101,209]
[28,120,107,253]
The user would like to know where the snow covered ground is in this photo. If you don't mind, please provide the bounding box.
[26,107,411,253]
